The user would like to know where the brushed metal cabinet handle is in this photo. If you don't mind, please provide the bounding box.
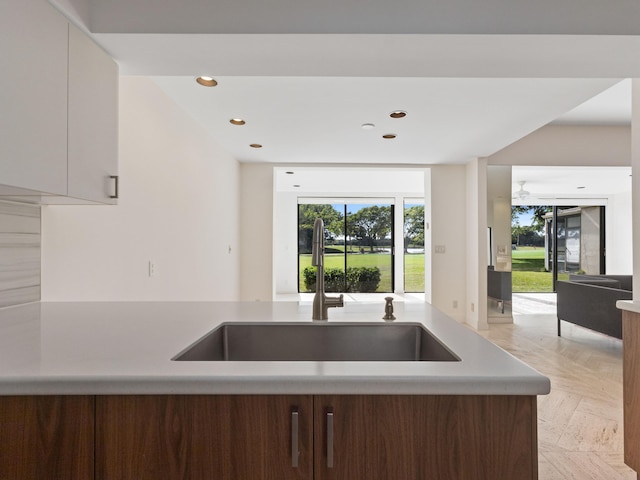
[291,409,299,468]
[109,175,119,199]
[327,411,334,468]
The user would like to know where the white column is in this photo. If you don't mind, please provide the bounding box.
[466,158,489,330]
[632,79,640,297]
[424,169,433,305]
[487,165,513,323]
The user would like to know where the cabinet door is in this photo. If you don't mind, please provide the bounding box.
[623,311,640,473]
[314,395,537,480]
[0,0,68,196]
[0,395,95,480]
[68,24,119,204]
[96,395,313,480]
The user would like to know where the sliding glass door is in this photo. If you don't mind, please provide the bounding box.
[346,203,393,292]
[403,200,425,293]
[298,201,394,293]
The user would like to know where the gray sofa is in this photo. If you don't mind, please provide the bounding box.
[556,274,632,339]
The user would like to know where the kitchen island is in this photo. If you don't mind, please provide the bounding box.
[0,301,549,479]
[617,300,640,480]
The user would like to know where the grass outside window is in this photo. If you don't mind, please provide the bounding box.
[512,246,568,292]
[299,252,424,293]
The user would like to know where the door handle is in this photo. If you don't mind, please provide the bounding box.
[291,409,299,468]
[109,175,119,199]
[327,410,334,468]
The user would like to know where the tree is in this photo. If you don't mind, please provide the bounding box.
[512,205,552,232]
[404,205,424,252]
[512,206,551,247]
[512,225,542,246]
[298,204,343,253]
[349,206,391,252]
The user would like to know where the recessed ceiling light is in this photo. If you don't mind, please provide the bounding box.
[230,118,246,126]
[285,171,295,175]
[576,186,585,189]
[293,184,301,188]
[250,143,263,148]
[196,76,218,87]
[382,134,397,139]
[361,123,375,130]
[390,110,407,118]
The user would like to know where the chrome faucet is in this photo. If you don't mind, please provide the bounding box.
[312,218,344,320]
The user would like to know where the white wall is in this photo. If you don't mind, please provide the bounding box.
[633,79,640,297]
[464,159,489,330]
[430,165,468,323]
[272,191,298,296]
[489,125,630,166]
[605,190,633,275]
[487,165,513,270]
[239,163,274,301]
[41,76,240,301]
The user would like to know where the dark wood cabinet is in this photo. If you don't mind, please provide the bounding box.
[623,311,640,477]
[0,396,94,480]
[95,394,538,480]
[95,395,313,480]
[0,393,538,479]
[314,395,537,480]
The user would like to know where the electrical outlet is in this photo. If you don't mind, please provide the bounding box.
[434,245,446,254]
[471,302,475,312]
[453,300,458,308]
[148,261,156,277]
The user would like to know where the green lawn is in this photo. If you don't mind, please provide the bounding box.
[298,253,424,293]
[301,246,563,293]
[404,254,425,292]
[511,247,568,292]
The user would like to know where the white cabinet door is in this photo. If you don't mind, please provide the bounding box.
[68,24,119,204]
[0,0,68,195]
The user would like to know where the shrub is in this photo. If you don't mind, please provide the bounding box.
[348,266,381,292]
[303,267,345,292]
[302,266,381,293]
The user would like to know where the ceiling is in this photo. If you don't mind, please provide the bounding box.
[150,76,622,165]
[551,79,631,126]
[49,0,636,199]
[511,165,632,206]
[274,167,425,194]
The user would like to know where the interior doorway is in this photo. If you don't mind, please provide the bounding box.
[511,205,552,293]
[511,205,606,293]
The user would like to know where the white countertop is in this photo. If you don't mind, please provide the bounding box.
[0,301,550,396]
[617,300,640,314]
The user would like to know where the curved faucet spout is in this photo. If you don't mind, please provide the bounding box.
[311,218,324,267]
[311,218,344,320]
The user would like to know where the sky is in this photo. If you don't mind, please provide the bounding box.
[514,207,535,227]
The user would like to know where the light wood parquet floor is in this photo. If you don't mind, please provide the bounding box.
[476,313,637,480]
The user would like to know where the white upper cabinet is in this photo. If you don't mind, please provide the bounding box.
[0,0,69,196]
[0,0,118,205]
[68,23,119,205]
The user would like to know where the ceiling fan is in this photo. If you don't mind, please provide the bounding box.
[512,181,530,200]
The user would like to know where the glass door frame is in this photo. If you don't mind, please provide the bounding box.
[297,199,395,293]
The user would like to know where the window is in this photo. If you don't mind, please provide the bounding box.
[403,200,425,293]
[298,201,394,293]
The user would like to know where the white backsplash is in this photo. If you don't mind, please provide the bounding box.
[0,201,40,307]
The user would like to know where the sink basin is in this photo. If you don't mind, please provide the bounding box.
[172,322,460,362]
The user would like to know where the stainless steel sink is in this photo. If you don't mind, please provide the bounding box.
[172,322,460,362]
